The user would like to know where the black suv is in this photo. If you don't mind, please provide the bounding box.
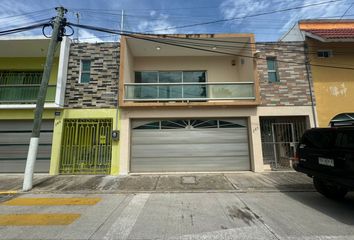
[293,127,354,199]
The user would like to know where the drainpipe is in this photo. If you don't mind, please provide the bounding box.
[304,42,317,128]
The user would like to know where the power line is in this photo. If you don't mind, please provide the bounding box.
[71,0,307,12]
[1,12,352,69]
[74,32,354,56]
[123,33,354,70]
[71,0,347,33]
[139,0,347,32]
[67,22,354,70]
[63,22,339,50]
[69,24,354,55]
[0,8,53,21]
[65,22,354,57]
[0,19,51,36]
[0,13,52,30]
[76,13,302,30]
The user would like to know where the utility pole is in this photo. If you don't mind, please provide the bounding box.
[120,9,124,34]
[23,6,67,191]
[74,12,80,43]
[304,43,318,128]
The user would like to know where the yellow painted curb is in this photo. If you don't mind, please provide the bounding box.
[0,214,80,226]
[0,191,18,195]
[2,197,101,206]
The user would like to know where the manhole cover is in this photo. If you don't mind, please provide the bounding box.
[181,176,197,184]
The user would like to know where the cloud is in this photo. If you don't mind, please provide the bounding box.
[77,29,105,42]
[279,0,351,36]
[218,0,352,41]
[150,10,157,17]
[220,0,270,20]
[0,3,38,30]
[135,13,177,34]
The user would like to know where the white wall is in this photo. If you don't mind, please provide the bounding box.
[55,37,71,107]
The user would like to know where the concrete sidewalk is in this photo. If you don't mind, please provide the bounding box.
[0,172,314,193]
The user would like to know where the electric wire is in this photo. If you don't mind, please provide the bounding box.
[67,22,354,70]
[70,0,319,12]
[67,22,354,57]
[123,33,354,70]
[0,19,52,36]
[0,8,53,21]
[146,0,346,32]
[0,5,352,62]
[71,0,347,33]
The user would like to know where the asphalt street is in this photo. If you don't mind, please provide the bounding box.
[0,191,354,240]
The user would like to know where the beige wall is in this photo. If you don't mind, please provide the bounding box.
[238,49,254,83]
[124,44,134,83]
[257,106,316,127]
[133,56,254,83]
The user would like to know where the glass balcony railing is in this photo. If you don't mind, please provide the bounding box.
[124,82,255,101]
[0,71,56,104]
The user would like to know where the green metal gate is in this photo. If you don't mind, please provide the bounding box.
[59,119,112,174]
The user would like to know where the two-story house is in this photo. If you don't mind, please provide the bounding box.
[281,19,354,127]
[0,37,70,173]
[118,34,261,173]
[49,42,120,175]
[256,42,316,169]
[118,34,317,174]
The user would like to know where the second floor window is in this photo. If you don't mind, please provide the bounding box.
[317,50,332,58]
[134,71,206,99]
[266,57,279,83]
[135,71,206,83]
[80,60,91,83]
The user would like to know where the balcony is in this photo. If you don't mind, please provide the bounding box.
[125,82,255,101]
[0,72,56,104]
[119,34,260,107]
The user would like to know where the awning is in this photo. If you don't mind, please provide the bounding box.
[330,113,354,126]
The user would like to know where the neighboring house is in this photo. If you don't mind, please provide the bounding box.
[0,37,70,173]
[118,34,316,174]
[281,19,354,127]
[49,42,120,175]
[256,42,316,169]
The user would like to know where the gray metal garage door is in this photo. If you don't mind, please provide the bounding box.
[131,119,250,172]
[0,120,53,173]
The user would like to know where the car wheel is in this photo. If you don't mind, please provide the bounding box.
[313,177,348,199]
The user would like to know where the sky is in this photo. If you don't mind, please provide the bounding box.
[0,0,353,42]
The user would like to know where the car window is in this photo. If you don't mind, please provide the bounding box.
[336,130,354,149]
[301,130,334,149]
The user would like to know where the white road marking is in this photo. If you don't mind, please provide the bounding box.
[167,226,277,240]
[103,193,150,240]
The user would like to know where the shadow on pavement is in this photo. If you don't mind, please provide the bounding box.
[278,177,354,225]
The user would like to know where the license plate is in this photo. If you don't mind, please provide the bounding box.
[318,157,334,167]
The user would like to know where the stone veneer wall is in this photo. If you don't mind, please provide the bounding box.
[64,42,119,108]
[257,42,315,106]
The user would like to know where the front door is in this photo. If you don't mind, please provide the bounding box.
[272,123,296,169]
[59,119,112,174]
